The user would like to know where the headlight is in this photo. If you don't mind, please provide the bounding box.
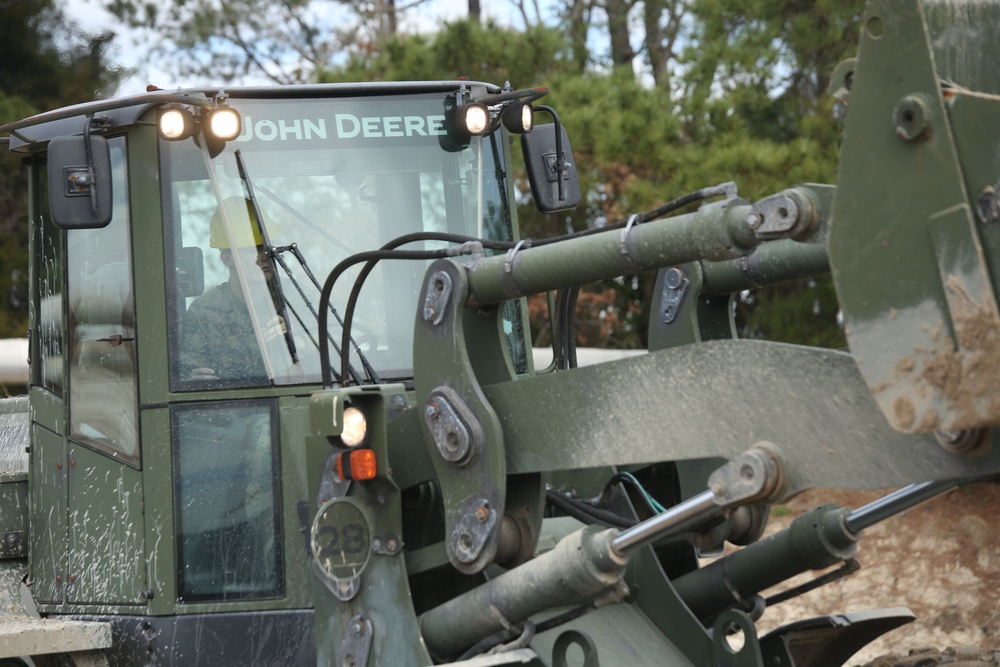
[340,406,368,447]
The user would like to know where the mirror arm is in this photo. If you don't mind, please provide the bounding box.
[82,118,98,216]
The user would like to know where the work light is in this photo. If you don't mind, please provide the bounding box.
[341,406,368,447]
[502,101,534,134]
[208,106,242,141]
[456,103,490,136]
[158,107,197,140]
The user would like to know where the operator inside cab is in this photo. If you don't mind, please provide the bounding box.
[180,196,286,384]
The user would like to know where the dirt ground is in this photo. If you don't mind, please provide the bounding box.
[747,482,1000,664]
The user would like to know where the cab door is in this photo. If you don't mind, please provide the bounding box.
[64,135,146,605]
[30,135,147,607]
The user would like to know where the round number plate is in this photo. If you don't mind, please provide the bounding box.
[311,497,372,583]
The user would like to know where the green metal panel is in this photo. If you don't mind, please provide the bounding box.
[29,424,67,605]
[128,118,172,406]
[277,398,320,609]
[140,406,175,615]
[949,92,1000,316]
[628,547,713,664]
[67,443,146,605]
[529,603,694,667]
[0,474,28,559]
[30,387,65,436]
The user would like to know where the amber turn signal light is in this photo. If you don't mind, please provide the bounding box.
[336,448,377,481]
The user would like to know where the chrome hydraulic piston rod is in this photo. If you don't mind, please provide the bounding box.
[672,479,962,621]
[844,478,957,533]
[610,490,720,553]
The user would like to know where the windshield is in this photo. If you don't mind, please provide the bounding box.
[163,92,516,389]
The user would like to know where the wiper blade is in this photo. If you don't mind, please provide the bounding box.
[234,149,299,363]
[271,246,369,385]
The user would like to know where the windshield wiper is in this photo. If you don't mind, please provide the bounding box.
[234,149,298,364]
[271,245,377,385]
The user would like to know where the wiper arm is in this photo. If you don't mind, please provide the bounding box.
[274,244,381,384]
[234,149,299,363]
[270,247,369,385]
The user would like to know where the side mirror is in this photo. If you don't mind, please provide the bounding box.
[521,118,581,213]
[47,134,113,229]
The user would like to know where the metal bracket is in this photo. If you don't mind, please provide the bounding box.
[659,267,689,324]
[423,270,453,325]
[449,495,498,565]
[707,445,783,505]
[424,386,482,466]
[747,191,813,241]
[712,609,763,667]
[338,615,373,667]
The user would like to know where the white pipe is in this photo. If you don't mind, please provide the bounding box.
[0,338,28,385]
[532,347,645,369]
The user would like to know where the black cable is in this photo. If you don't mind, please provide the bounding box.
[602,472,663,517]
[456,627,519,662]
[564,285,580,369]
[545,488,635,529]
[764,558,861,606]
[454,604,595,662]
[535,604,595,633]
[336,232,511,386]
[319,248,454,388]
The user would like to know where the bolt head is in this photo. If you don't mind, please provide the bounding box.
[664,267,684,289]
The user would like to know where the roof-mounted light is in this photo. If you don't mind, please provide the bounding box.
[456,103,490,136]
[502,101,533,134]
[158,107,197,141]
[157,100,242,144]
[208,105,242,141]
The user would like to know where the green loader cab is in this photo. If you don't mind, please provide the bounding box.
[0,81,572,665]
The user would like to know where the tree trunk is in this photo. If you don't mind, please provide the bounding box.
[564,0,592,72]
[644,0,685,89]
[603,0,635,70]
